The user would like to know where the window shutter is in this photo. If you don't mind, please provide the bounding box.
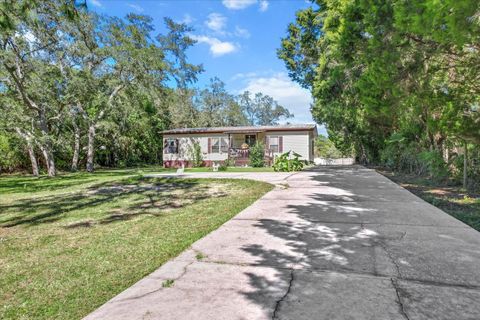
[279,136,283,153]
[208,137,212,153]
[175,139,179,153]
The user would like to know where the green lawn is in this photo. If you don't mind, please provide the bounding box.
[0,166,274,195]
[183,166,275,172]
[0,169,273,319]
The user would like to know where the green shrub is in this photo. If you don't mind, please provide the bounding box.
[0,135,22,173]
[249,142,265,167]
[380,134,421,173]
[315,135,343,158]
[188,140,203,167]
[418,151,449,181]
[215,158,232,171]
[0,136,11,163]
[223,158,234,167]
[273,151,304,172]
[451,146,480,191]
[290,153,304,171]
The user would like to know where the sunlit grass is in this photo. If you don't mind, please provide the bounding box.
[0,171,273,319]
[0,166,274,196]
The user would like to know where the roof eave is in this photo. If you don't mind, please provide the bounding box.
[161,125,317,135]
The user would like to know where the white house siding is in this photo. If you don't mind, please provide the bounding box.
[163,129,315,167]
[309,130,315,161]
[163,134,229,165]
[266,131,312,161]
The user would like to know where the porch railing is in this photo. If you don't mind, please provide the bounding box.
[228,148,274,161]
[229,148,249,159]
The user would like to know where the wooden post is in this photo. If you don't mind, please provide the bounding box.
[227,133,231,162]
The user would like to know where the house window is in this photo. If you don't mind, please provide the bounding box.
[269,136,279,153]
[211,137,229,153]
[245,134,256,146]
[211,138,220,153]
[164,138,178,154]
[221,138,229,153]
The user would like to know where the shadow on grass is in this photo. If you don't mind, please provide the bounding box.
[0,170,141,195]
[0,177,226,228]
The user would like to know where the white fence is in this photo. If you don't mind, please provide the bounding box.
[314,158,355,166]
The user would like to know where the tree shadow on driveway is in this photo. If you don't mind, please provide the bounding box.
[237,166,480,319]
[237,167,407,319]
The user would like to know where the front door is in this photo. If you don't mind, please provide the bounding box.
[245,134,256,146]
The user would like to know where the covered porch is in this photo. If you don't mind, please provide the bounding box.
[224,130,275,166]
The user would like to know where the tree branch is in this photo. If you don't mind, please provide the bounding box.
[4,64,41,112]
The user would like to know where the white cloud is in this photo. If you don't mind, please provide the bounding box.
[192,35,238,57]
[205,13,227,33]
[230,72,259,81]
[127,3,144,13]
[234,26,250,38]
[259,0,269,12]
[222,0,269,11]
[237,72,314,123]
[180,14,194,24]
[222,0,257,10]
[90,0,102,7]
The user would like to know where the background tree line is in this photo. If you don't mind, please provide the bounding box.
[279,0,480,190]
[0,0,292,176]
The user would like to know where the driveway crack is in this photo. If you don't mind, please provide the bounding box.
[376,238,402,278]
[119,260,195,302]
[272,269,294,320]
[391,278,411,320]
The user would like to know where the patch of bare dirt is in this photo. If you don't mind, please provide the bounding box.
[66,182,233,229]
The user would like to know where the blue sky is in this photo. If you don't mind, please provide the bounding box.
[88,0,325,133]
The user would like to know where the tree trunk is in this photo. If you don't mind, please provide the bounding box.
[38,143,56,177]
[71,120,80,171]
[14,128,39,176]
[360,143,368,165]
[86,124,96,173]
[443,144,449,163]
[47,147,56,176]
[46,150,56,176]
[26,139,39,176]
[463,141,468,190]
[38,110,56,177]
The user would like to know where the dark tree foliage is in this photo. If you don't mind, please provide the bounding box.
[0,0,294,175]
[279,0,480,189]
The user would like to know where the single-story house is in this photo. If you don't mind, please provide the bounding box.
[162,124,317,167]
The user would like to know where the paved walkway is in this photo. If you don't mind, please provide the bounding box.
[85,166,480,320]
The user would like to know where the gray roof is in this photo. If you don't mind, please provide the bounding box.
[162,124,317,135]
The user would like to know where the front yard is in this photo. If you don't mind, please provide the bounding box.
[0,169,273,319]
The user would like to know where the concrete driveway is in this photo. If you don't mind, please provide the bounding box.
[85,166,480,320]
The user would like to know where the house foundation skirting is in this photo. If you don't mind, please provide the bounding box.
[163,160,214,168]
[163,158,272,168]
